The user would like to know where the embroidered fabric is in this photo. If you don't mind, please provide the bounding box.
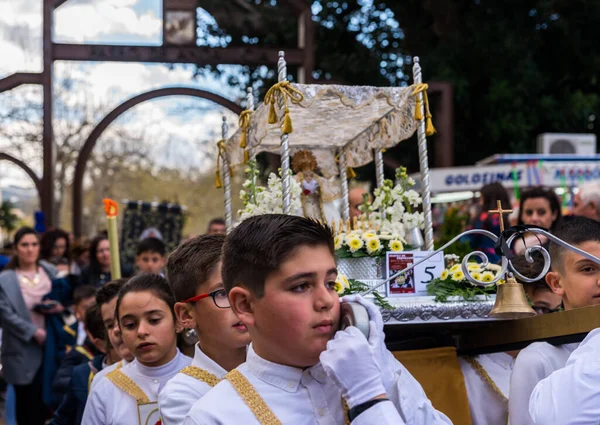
[225,84,418,172]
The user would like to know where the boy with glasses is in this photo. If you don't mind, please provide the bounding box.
[158,234,250,425]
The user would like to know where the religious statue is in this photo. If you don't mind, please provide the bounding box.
[292,150,342,223]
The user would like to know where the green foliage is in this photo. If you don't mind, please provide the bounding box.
[427,278,496,303]
[341,278,395,310]
[0,201,19,232]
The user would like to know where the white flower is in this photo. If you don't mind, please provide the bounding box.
[365,237,381,254]
[404,190,422,207]
[347,237,364,253]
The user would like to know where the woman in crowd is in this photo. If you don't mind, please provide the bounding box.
[465,182,511,263]
[0,227,65,425]
[515,186,562,253]
[69,238,90,276]
[40,228,71,277]
[79,235,112,287]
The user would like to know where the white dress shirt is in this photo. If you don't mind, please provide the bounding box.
[159,344,228,425]
[82,350,191,425]
[89,358,131,392]
[460,352,514,425]
[184,344,452,425]
[509,341,578,425]
[529,329,600,425]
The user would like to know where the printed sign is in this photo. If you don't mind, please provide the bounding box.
[386,251,444,296]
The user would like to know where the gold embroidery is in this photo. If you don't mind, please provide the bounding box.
[464,356,507,402]
[180,366,220,387]
[106,369,151,405]
[75,346,94,360]
[342,399,350,425]
[225,369,283,425]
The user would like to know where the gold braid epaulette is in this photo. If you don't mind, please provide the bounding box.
[180,366,220,387]
[464,356,507,402]
[225,369,282,425]
[106,369,150,405]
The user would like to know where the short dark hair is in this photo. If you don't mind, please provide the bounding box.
[222,214,334,297]
[511,252,550,292]
[73,285,97,305]
[84,302,105,341]
[519,186,562,230]
[95,278,129,307]
[166,234,225,302]
[115,274,176,322]
[207,218,225,229]
[137,237,166,257]
[550,216,600,272]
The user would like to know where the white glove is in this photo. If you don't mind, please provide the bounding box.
[341,295,397,387]
[319,326,386,408]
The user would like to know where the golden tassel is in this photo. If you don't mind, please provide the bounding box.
[268,103,278,124]
[282,108,293,134]
[415,96,423,121]
[239,131,247,149]
[243,149,250,164]
[426,113,436,136]
[347,167,356,179]
[215,170,222,189]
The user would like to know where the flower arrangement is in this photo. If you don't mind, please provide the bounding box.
[334,272,394,310]
[238,160,302,221]
[427,254,504,302]
[334,230,406,258]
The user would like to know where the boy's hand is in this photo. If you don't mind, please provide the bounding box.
[319,326,386,408]
[341,295,397,388]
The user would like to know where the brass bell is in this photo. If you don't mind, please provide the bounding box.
[489,275,536,319]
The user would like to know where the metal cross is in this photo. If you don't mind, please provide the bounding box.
[489,200,513,232]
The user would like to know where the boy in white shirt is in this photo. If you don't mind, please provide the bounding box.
[158,234,251,424]
[510,216,600,425]
[184,214,453,425]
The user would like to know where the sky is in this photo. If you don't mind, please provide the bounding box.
[0,0,242,188]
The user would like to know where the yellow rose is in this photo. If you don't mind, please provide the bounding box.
[366,237,381,255]
[440,269,449,280]
[389,239,404,252]
[451,270,465,281]
[481,271,495,282]
[449,264,461,273]
[334,235,343,250]
[347,237,364,253]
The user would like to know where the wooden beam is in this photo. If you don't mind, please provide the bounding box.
[54,0,68,8]
[0,72,42,93]
[53,43,306,66]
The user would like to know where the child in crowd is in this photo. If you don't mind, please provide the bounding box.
[82,274,191,425]
[184,214,451,425]
[136,237,167,275]
[52,285,99,395]
[159,234,251,425]
[51,303,107,425]
[89,278,135,389]
[73,284,98,345]
[509,216,600,425]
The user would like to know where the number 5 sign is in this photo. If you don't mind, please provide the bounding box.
[386,250,445,296]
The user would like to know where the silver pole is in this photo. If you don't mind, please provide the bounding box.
[221,116,232,231]
[339,150,350,220]
[412,57,434,250]
[374,148,384,188]
[278,51,292,214]
[246,87,255,160]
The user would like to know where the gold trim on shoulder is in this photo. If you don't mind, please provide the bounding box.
[463,356,507,402]
[106,369,151,405]
[225,369,282,425]
[180,366,220,387]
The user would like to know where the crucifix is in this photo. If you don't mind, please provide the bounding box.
[489,200,513,232]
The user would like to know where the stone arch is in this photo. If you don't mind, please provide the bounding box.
[0,152,43,205]
[72,87,243,236]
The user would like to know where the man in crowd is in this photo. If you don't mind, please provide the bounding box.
[572,182,600,221]
[206,218,226,235]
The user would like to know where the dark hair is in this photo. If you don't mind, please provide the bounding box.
[5,227,39,270]
[550,216,600,272]
[207,218,225,229]
[518,187,562,230]
[73,284,97,305]
[222,214,334,297]
[84,302,105,341]
[88,235,109,275]
[70,238,90,259]
[511,252,550,292]
[136,237,166,257]
[95,278,129,307]
[166,234,225,302]
[40,228,70,264]
[115,274,176,323]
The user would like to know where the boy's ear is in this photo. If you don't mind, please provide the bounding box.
[92,337,107,354]
[546,271,564,297]
[229,287,255,328]
[174,302,196,330]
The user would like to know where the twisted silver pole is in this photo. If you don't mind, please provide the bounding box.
[339,150,350,220]
[278,51,292,214]
[221,116,232,231]
[374,148,384,188]
[246,87,255,160]
[412,57,434,250]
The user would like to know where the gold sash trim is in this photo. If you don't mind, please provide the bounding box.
[225,369,282,425]
[75,345,94,360]
[180,366,220,387]
[106,369,151,405]
[463,357,507,402]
